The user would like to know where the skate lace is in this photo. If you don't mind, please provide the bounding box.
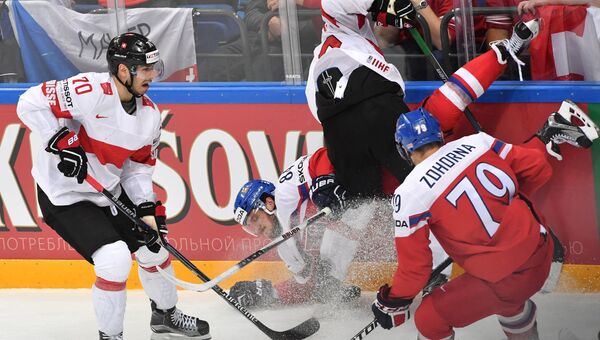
[170,308,197,331]
[506,38,526,81]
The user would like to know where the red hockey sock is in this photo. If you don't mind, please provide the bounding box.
[424,50,507,132]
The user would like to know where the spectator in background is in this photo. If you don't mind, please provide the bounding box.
[199,0,321,81]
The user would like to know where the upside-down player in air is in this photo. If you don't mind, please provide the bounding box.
[370,18,600,340]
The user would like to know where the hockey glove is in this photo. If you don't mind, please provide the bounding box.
[46,127,88,184]
[369,0,416,29]
[371,284,412,329]
[309,174,348,215]
[136,201,168,253]
[229,279,278,308]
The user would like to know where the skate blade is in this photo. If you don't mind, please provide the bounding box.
[150,332,211,340]
[558,100,600,145]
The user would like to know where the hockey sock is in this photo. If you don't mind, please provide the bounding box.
[424,50,507,132]
[92,241,132,336]
[136,246,178,310]
[93,278,127,336]
[498,299,538,336]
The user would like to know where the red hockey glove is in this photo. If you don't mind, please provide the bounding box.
[371,284,412,329]
[46,127,88,184]
[136,201,168,253]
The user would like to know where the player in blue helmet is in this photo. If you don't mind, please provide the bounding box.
[233,179,282,239]
[394,107,443,166]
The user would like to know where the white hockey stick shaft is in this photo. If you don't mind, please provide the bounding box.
[158,207,332,292]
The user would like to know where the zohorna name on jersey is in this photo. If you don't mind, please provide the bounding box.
[419,144,476,189]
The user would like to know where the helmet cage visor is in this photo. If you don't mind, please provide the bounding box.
[396,142,414,166]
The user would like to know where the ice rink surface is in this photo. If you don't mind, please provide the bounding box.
[0,289,598,340]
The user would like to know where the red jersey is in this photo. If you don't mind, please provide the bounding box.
[389,133,552,299]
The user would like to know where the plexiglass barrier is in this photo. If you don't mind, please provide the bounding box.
[1,0,599,83]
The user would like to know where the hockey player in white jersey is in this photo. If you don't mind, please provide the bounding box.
[227,147,450,306]
[16,33,209,340]
[305,0,419,199]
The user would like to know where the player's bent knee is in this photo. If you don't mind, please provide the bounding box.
[415,297,454,340]
[92,240,132,283]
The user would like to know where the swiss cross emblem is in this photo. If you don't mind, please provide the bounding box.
[121,42,127,49]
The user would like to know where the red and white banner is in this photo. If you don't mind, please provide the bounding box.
[529,5,600,80]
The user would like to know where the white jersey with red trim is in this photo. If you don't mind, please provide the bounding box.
[17,72,160,207]
[305,0,405,121]
[273,148,336,281]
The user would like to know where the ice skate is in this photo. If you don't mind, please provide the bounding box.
[537,100,600,160]
[99,331,123,340]
[490,19,540,79]
[150,300,211,340]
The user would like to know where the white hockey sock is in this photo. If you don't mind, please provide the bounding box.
[93,279,127,336]
[91,241,132,336]
[136,246,178,310]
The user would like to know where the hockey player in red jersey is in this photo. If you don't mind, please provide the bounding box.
[16,33,209,340]
[370,22,600,340]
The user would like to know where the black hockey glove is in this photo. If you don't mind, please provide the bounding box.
[229,279,278,308]
[46,127,88,184]
[371,284,413,329]
[369,0,416,28]
[309,174,348,215]
[135,201,168,253]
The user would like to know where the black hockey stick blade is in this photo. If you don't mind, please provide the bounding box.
[266,317,320,340]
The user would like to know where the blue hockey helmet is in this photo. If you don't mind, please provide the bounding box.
[395,107,443,162]
[233,180,276,227]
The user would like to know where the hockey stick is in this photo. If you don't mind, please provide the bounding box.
[408,27,483,133]
[349,257,453,340]
[84,175,320,340]
[156,207,331,292]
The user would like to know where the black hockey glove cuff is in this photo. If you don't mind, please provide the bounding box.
[369,0,416,28]
[136,201,168,253]
[46,127,88,184]
[309,174,348,215]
